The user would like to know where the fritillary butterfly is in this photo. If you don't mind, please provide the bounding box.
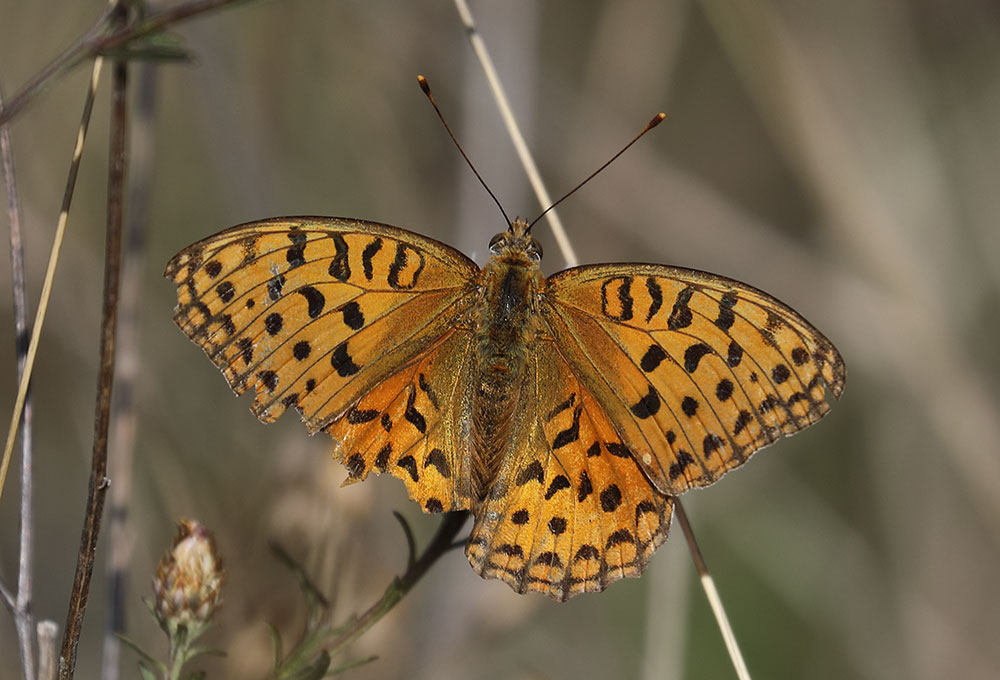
[165,214,845,601]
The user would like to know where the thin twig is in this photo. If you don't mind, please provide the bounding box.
[100,60,157,680]
[1,78,36,680]
[324,512,468,655]
[0,51,103,498]
[675,500,751,680]
[0,6,114,127]
[451,0,579,267]
[58,36,129,679]
[454,4,752,677]
[0,0,258,127]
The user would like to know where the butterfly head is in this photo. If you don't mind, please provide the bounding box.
[488,218,543,264]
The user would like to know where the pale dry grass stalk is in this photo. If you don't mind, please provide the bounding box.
[455,2,751,677]
[1,78,37,680]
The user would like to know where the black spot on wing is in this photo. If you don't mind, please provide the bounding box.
[404,388,427,434]
[716,378,734,401]
[328,234,350,281]
[216,281,235,303]
[715,292,737,331]
[684,343,712,373]
[577,470,593,502]
[640,344,667,372]
[667,287,694,330]
[296,286,326,318]
[517,461,544,486]
[605,442,631,458]
[727,340,743,368]
[417,373,439,410]
[237,337,253,365]
[397,455,418,482]
[292,341,311,360]
[345,453,364,479]
[546,393,576,421]
[544,475,571,500]
[630,385,661,419]
[338,301,364,330]
[424,448,451,478]
[734,410,753,435]
[374,443,391,471]
[600,484,622,512]
[264,313,283,336]
[553,406,582,449]
[645,277,663,322]
[668,450,695,481]
[330,342,360,377]
[361,238,382,280]
[346,406,380,424]
[681,396,699,417]
[772,364,791,384]
[600,276,634,321]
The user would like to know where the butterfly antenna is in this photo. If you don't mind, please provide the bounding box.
[528,112,666,232]
[418,75,512,229]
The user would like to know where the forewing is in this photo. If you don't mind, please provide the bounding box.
[543,264,845,495]
[467,340,673,601]
[164,217,479,432]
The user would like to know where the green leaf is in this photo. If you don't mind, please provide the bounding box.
[268,622,284,671]
[327,655,378,676]
[139,662,159,680]
[97,32,191,62]
[286,650,331,680]
[117,633,164,671]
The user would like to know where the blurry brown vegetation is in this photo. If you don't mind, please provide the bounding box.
[2,1,1000,679]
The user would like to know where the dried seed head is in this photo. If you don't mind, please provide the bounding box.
[152,519,224,628]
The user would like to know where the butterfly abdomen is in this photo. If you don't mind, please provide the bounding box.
[469,258,543,499]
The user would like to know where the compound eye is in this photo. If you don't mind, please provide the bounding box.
[528,238,544,261]
[488,232,507,254]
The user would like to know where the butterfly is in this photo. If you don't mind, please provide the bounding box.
[165,212,845,601]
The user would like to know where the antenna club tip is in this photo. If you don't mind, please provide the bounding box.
[649,112,666,128]
[417,75,430,94]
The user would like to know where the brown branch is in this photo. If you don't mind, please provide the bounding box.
[57,17,129,679]
[101,59,158,680]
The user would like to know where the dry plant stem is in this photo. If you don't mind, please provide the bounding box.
[455,3,750,675]
[101,61,157,680]
[37,621,59,680]
[325,511,467,655]
[0,0,256,127]
[674,500,751,680]
[58,51,128,679]
[451,0,579,267]
[1,81,37,680]
[0,51,103,496]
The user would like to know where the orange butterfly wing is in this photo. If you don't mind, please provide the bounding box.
[466,338,673,601]
[324,326,481,513]
[164,215,478,445]
[542,264,846,495]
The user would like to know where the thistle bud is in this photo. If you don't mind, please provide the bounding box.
[152,519,224,630]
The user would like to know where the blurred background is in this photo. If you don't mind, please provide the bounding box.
[2,0,999,678]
